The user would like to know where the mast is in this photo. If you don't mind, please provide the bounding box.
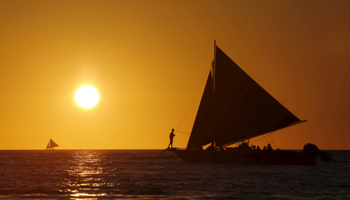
[211,40,216,91]
[211,40,217,147]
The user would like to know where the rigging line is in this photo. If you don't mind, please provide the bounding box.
[176,131,191,134]
[266,131,278,149]
[272,141,279,150]
[270,132,274,143]
[269,132,275,143]
[268,133,277,148]
[264,135,277,149]
[263,136,269,144]
[175,68,211,133]
[250,136,268,143]
[268,133,274,146]
[266,132,273,141]
[271,132,279,149]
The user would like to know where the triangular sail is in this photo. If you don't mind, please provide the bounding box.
[187,42,302,148]
[187,73,214,149]
[213,46,301,146]
[49,139,59,148]
[46,139,59,149]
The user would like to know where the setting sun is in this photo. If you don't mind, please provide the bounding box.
[75,86,99,108]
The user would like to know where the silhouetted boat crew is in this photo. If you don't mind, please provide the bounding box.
[168,40,331,165]
[168,129,175,149]
[267,143,273,151]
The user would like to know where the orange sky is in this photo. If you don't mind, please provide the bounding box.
[1,0,349,150]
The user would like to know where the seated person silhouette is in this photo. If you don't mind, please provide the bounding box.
[267,143,273,151]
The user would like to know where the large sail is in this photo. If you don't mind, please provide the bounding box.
[187,73,214,149]
[186,43,302,149]
[47,139,59,149]
[213,46,301,146]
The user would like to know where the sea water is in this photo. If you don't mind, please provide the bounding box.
[0,150,349,199]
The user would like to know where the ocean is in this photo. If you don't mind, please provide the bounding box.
[0,150,349,199]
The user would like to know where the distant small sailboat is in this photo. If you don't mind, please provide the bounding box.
[46,138,59,150]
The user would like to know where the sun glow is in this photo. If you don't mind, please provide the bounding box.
[75,86,99,108]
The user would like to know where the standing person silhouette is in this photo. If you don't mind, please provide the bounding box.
[168,128,175,149]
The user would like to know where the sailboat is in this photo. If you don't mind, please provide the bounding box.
[169,41,331,165]
[46,138,59,150]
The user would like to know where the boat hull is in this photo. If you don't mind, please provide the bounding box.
[170,149,316,165]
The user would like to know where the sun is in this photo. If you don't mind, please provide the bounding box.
[75,86,99,108]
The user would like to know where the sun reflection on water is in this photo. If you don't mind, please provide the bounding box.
[60,151,114,198]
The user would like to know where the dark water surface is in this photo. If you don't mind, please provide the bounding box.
[0,150,349,199]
